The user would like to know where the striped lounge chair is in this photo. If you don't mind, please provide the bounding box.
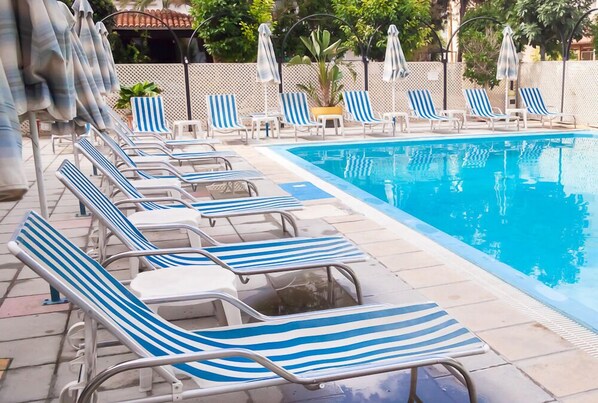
[463,89,519,131]
[130,96,207,140]
[519,88,576,128]
[206,94,249,142]
[407,90,461,132]
[279,92,322,141]
[56,159,367,302]
[76,138,302,236]
[93,127,263,194]
[109,106,219,150]
[10,210,488,403]
[343,91,392,136]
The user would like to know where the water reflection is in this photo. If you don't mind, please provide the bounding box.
[293,137,593,298]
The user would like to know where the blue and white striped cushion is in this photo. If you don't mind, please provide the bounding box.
[207,95,245,130]
[57,161,365,273]
[407,90,449,121]
[280,93,318,126]
[13,211,486,388]
[519,88,553,116]
[131,96,170,133]
[343,91,382,124]
[464,89,508,119]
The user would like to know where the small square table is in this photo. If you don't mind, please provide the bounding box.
[506,108,528,129]
[382,112,410,135]
[250,114,280,140]
[316,114,344,139]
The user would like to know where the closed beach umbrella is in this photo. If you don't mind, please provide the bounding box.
[0,0,76,217]
[0,58,27,202]
[383,24,409,113]
[256,23,280,116]
[497,25,519,111]
[72,0,108,96]
[97,21,120,94]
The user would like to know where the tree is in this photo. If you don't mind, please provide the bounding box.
[331,0,432,61]
[189,0,275,62]
[514,0,593,60]
[273,0,339,60]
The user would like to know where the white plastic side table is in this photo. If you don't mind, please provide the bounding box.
[382,112,410,135]
[251,115,280,140]
[172,120,204,139]
[316,114,344,139]
[441,109,466,129]
[130,266,242,325]
[506,108,528,129]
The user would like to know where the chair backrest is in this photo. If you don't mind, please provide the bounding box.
[92,128,150,178]
[76,139,163,211]
[519,88,551,115]
[8,211,227,381]
[407,90,438,119]
[56,160,202,269]
[463,89,495,117]
[131,96,170,133]
[279,92,314,125]
[343,91,377,123]
[206,94,242,129]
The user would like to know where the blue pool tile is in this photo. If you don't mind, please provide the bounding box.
[279,181,333,201]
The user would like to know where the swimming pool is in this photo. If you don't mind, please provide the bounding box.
[272,132,598,332]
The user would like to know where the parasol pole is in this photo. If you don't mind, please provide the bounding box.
[28,112,48,219]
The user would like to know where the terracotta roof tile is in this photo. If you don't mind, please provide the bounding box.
[115,9,193,30]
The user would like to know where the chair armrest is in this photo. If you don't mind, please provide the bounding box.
[492,107,503,114]
[101,246,229,270]
[134,222,219,245]
[113,197,196,210]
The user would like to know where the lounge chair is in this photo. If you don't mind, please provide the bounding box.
[93,128,262,194]
[463,89,519,131]
[407,90,461,132]
[56,159,366,302]
[279,92,323,141]
[519,87,576,128]
[76,138,302,236]
[343,90,393,136]
[206,94,249,142]
[108,106,219,151]
[10,210,488,403]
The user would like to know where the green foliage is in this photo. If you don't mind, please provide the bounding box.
[190,0,275,62]
[462,28,501,89]
[110,30,152,64]
[114,82,162,110]
[273,0,340,59]
[331,0,432,61]
[514,0,593,60]
[287,28,356,107]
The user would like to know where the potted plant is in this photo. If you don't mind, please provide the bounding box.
[114,81,162,127]
[287,28,356,119]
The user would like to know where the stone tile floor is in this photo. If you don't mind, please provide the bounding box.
[0,122,596,402]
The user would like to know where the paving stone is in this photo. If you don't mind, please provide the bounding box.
[292,204,346,220]
[398,265,469,289]
[0,312,69,341]
[7,277,52,297]
[446,300,533,332]
[379,250,443,271]
[417,280,498,308]
[0,364,55,402]
[332,219,382,233]
[560,389,598,403]
[516,350,598,397]
[359,239,421,258]
[345,229,402,245]
[478,322,576,361]
[437,364,555,403]
[0,267,18,282]
[0,281,9,299]
[0,335,61,368]
[323,214,367,224]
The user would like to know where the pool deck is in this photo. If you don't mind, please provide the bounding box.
[0,121,597,402]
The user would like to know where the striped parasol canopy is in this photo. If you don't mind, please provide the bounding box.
[497,25,519,111]
[383,25,409,114]
[96,21,120,94]
[72,0,109,96]
[0,58,27,201]
[256,23,280,116]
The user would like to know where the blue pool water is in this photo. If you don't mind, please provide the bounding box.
[275,133,598,331]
